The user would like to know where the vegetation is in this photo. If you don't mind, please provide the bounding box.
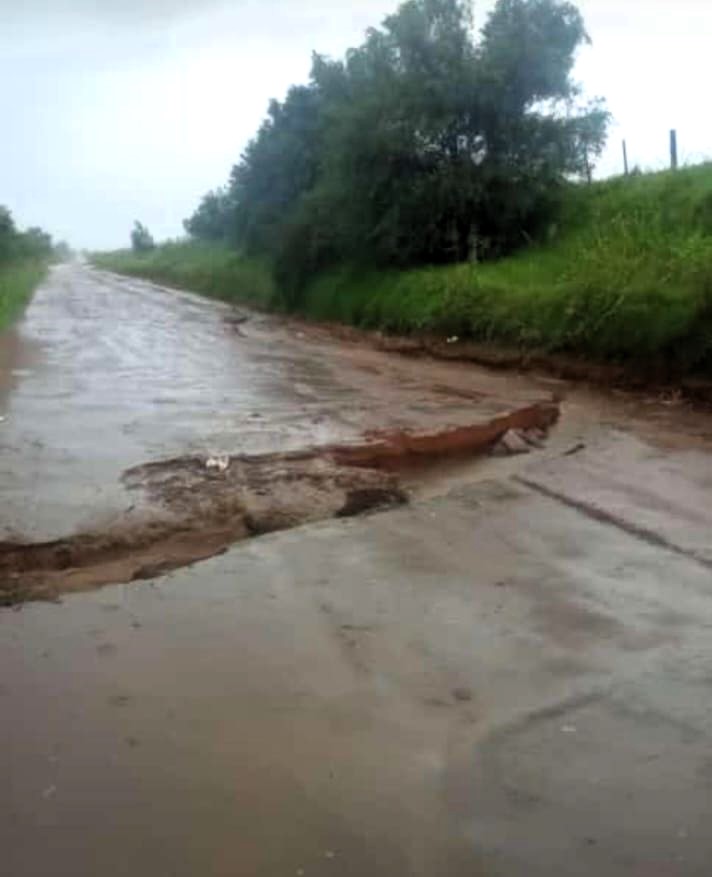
[92,241,274,308]
[0,205,55,331]
[92,0,712,377]
[99,164,712,376]
[185,0,608,304]
[131,221,156,254]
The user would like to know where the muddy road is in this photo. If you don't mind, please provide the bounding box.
[0,264,558,600]
[3,264,712,875]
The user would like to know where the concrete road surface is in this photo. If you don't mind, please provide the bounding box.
[2,265,712,875]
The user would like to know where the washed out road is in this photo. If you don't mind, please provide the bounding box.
[2,264,712,875]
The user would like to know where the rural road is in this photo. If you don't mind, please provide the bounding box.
[3,264,712,875]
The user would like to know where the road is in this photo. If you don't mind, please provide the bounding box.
[2,264,712,875]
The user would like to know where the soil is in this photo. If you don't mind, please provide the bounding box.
[285,316,712,404]
[0,401,557,603]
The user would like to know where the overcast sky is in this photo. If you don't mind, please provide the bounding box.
[1,0,710,250]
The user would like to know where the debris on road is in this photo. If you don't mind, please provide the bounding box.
[205,455,230,473]
[0,399,557,605]
[563,442,586,456]
[491,429,533,456]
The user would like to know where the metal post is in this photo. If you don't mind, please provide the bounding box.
[622,139,629,176]
[670,129,678,170]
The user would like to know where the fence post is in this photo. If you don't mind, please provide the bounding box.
[670,129,678,170]
[622,139,629,176]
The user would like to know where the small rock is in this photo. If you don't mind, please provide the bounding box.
[561,725,577,734]
[42,785,57,800]
[324,851,336,860]
[205,455,230,473]
[493,430,532,456]
[452,687,473,703]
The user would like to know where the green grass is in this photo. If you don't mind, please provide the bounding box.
[0,261,48,331]
[94,164,712,376]
[302,165,712,373]
[92,241,275,309]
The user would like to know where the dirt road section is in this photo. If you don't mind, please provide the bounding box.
[0,265,559,544]
[0,264,559,602]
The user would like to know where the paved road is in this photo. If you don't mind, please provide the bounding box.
[3,265,712,875]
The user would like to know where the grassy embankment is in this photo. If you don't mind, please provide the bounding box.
[0,262,48,331]
[94,165,712,376]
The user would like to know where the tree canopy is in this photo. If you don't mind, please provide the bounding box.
[131,221,156,254]
[0,206,54,264]
[185,0,608,302]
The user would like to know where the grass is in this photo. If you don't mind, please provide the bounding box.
[92,241,275,309]
[303,166,712,374]
[0,261,48,331]
[94,164,712,376]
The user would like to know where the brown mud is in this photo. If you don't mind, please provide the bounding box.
[286,318,712,404]
[0,402,556,605]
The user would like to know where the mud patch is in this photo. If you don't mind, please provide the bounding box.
[1,403,556,605]
[0,459,405,605]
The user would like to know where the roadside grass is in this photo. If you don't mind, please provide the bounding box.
[94,164,712,375]
[92,241,275,309]
[0,261,48,331]
[303,166,712,373]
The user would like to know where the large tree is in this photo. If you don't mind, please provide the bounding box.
[185,0,608,299]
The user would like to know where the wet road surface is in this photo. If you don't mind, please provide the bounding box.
[3,264,712,875]
[0,264,552,542]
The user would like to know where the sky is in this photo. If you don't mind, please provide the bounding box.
[1,0,711,250]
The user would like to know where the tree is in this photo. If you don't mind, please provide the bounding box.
[231,84,323,254]
[0,207,55,263]
[0,206,17,262]
[20,227,53,259]
[187,0,609,299]
[184,188,235,241]
[131,221,155,253]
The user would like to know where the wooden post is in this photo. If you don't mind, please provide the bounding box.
[622,139,629,176]
[670,129,678,170]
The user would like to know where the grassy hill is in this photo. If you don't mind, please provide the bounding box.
[93,164,712,376]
